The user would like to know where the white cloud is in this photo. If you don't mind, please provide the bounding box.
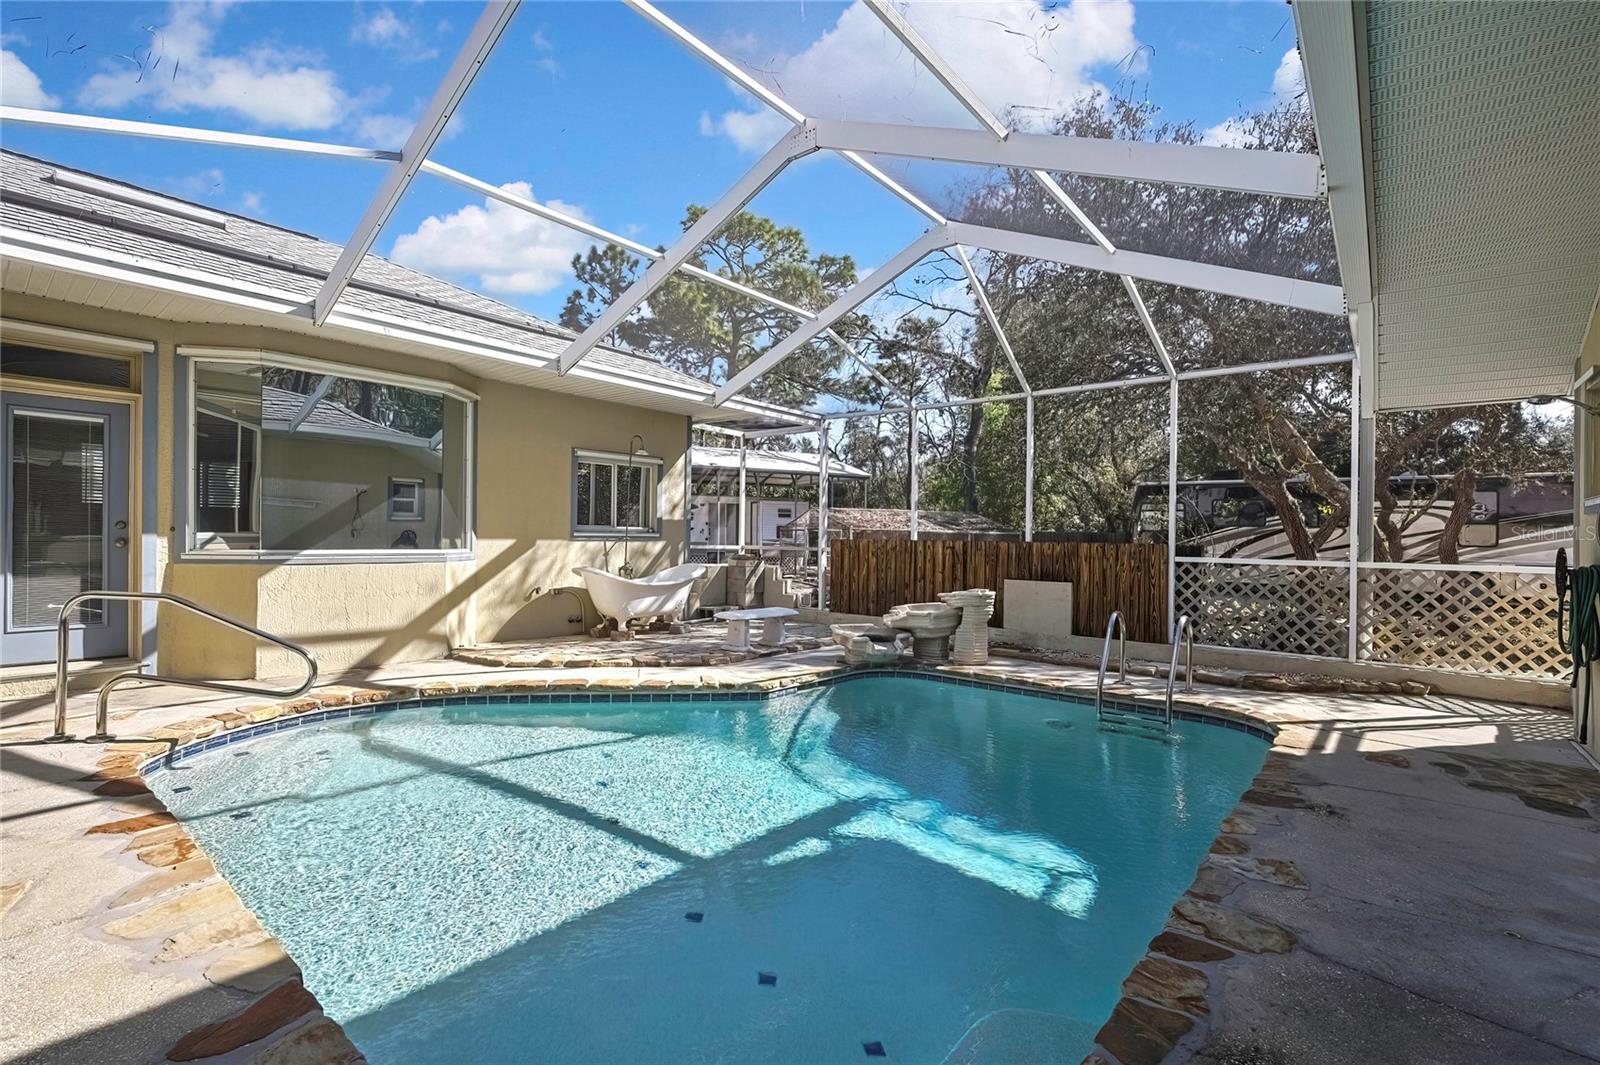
[1200,48,1306,147]
[698,107,791,153]
[169,167,226,199]
[700,0,1137,149]
[1200,119,1250,148]
[353,7,406,45]
[1271,47,1304,101]
[1,48,60,109]
[353,112,415,148]
[78,2,346,130]
[351,103,467,149]
[350,6,439,63]
[529,29,559,77]
[389,182,596,296]
[240,191,263,213]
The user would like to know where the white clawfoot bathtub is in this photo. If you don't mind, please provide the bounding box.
[574,563,706,628]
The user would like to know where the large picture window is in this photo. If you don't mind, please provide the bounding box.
[188,356,473,555]
[573,450,661,536]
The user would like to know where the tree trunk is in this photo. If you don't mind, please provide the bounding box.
[959,408,982,513]
[1438,464,1476,565]
[1373,480,1406,562]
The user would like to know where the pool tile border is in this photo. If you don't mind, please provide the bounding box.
[135,666,1274,777]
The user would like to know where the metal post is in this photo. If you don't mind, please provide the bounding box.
[1025,394,1036,542]
[909,413,920,540]
[817,422,831,611]
[1347,356,1361,661]
[1167,379,1180,633]
[737,440,748,552]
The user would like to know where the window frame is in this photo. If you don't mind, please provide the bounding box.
[179,347,476,564]
[192,407,261,544]
[571,448,664,539]
[388,476,425,522]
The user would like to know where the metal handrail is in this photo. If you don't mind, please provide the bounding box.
[1165,614,1196,729]
[1094,610,1127,723]
[49,591,318,743]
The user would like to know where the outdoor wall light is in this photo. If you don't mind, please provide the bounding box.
[1532,395,1600,417]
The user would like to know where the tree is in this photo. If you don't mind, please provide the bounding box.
[560,207,862,410]
[902,92,1569,559]
[558,244,651,351]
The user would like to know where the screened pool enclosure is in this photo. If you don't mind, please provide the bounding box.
[1,0,1570,681]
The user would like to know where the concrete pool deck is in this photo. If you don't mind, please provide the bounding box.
[2,647,1596,1065]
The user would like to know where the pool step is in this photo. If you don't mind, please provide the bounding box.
[1097,705,1172,741]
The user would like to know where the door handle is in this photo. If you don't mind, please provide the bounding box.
[114,537,128,549]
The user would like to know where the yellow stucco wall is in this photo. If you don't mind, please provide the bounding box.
[2,292,690,680]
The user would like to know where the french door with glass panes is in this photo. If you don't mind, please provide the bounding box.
[2,394,130,665]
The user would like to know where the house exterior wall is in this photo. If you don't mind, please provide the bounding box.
[690,495,810,546]
[1,292,689,680]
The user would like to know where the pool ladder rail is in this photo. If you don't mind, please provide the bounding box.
[1095,612,1195,739]
[47,590,318,744]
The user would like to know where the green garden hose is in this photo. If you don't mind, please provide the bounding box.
[1558,552,1599,745]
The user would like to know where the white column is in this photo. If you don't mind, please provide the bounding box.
[1167,379,1179,634]
[817,423,831,611]
[1347,356,1362,661]
[737,441,748,552]
[1025,394,1036,542]
[909,413,921,540]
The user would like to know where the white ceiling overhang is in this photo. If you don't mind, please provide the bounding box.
[1297,0,1600,413]
[0,229,808,432]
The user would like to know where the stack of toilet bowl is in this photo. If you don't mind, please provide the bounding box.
[939,588,997,665]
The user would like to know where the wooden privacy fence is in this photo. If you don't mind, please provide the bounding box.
[828,539,1168,643]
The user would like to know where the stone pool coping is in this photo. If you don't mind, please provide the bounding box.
[8,650,1595,1064]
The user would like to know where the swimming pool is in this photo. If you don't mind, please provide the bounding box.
[150,674,1268,1064]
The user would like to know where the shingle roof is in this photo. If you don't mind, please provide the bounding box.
[259,385,434,447]
[0,149,704,391]
[691,445,868,480]
[786,508,1016,534]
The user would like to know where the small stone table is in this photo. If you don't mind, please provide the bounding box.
[715,607,800,650]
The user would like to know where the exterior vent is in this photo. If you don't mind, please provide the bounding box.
[48,168,228,229]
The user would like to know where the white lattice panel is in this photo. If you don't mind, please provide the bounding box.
[1175,562,1349,660]
[1357,567,1563,677]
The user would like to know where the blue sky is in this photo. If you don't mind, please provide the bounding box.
[1,0,1301,322]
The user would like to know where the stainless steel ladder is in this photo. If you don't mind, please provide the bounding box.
[48,591,318,743]
[1093,610,1127,725]
[1163,614,1197,731]
[1096,611,1195,738]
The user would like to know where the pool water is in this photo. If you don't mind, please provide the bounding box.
[152,677,1267,1064]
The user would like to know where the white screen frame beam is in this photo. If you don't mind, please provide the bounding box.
[0,106,401,162]
[622,0,945,224]
[954,247,1030,391]
[555,125,818,374]
[948,221,1346,316]
[313,0,519,325]
[808,119,1326,201]
[715,229,952,404]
